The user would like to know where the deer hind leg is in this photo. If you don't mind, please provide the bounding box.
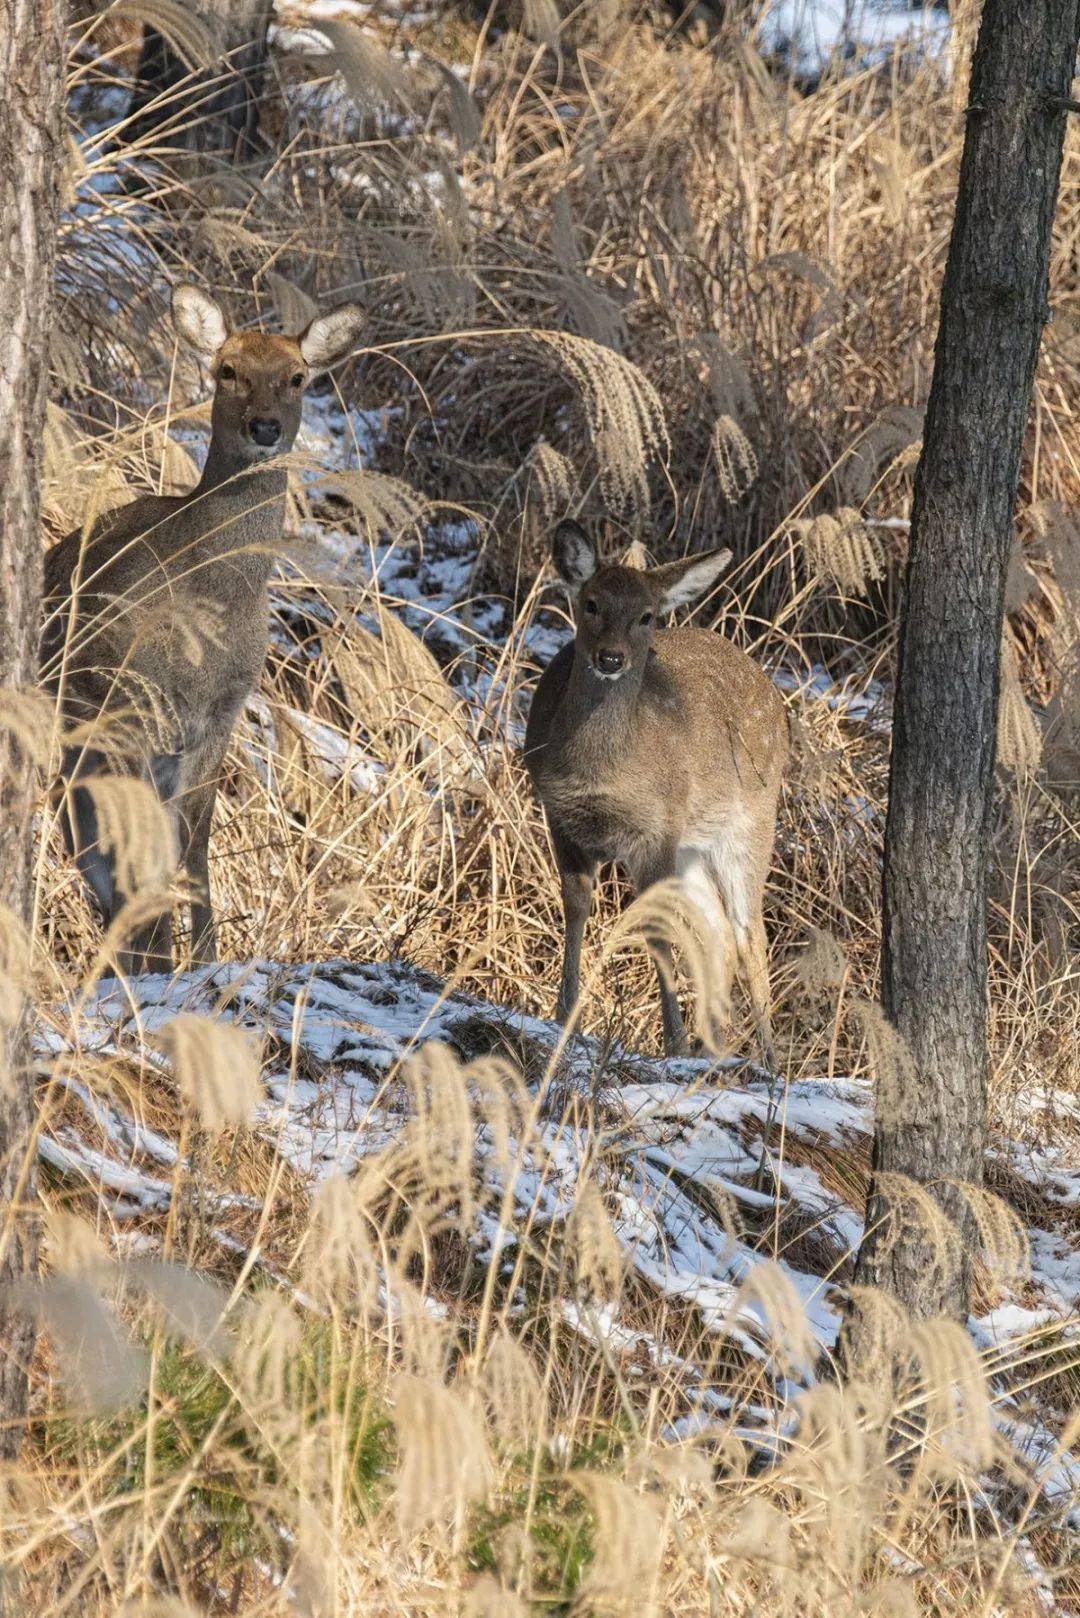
[630,846,691,1059]
[676,847,737,1053]
[118,752,183,976]
[178,741,226,957]
[708,824,775,1067]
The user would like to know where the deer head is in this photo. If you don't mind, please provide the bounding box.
[171,284,366,465]
[552,520,733,681]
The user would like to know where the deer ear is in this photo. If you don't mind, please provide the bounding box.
[298,304,365,373]
[171,285,229,363]
[652,547,733,614]
[552,520,597,587]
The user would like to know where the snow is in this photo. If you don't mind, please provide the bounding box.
[757,0,950,84]
[40,959,1080,1430]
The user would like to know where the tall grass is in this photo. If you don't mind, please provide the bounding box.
[1,2,1077,1613]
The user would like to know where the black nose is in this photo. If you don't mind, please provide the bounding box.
[248,417,281,447]
[596,649,625,674]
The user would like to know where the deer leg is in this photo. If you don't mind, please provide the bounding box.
[180,779,219,965]
[631,846,690,1059]
[60,746,115,919]
[552,831,596,1028]
[735,910,775,1070]
[118,755,182,976]
[710,830,776,1068]
[676,848,737,1053]
[121,910,175,978]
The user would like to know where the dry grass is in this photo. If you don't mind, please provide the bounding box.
[1,2,1078,1614]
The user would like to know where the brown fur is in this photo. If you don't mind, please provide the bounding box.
[525,521,787,1058]
[42,285,364,975]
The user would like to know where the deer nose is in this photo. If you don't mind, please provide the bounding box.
[595,649,625,675]
[248,417,282,447]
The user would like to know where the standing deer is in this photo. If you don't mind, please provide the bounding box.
[42,284,365,974]
[525,520,788,1059]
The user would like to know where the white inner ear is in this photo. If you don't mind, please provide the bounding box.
[299,307,363,371]
[172,287,228,362]
[658,552,732,613]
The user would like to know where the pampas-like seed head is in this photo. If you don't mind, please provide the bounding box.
[796,507,885,596]
[906,1317,995,1478]
[0,686,55,770]
[947,1180,1030,1283]
[392,1374,492,1537]
[155,1013,261,1132]
[528,439,576,525]
[233,1291,302,1424]
[569,1472,665,1618]
[531,332,669,521]
[843,1283,910,1380]
[318,18,415,113]
[794,925,847,996]
[79,774,178,900]
[729,1258,816,1377]
[303,1172,381,1313]
[853,999,919,1128]
[998,633,1043,775]
[45,1209,111,1278]
[463,1575,529,1618]
[522,0,562,51]
[0,903,32,1044]
[475,1328,543,1447]
[864,1173,962,1304]
[566,1178,624,1301]
[711,414,758,502]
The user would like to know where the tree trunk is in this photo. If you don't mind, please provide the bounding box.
[129,0,274,161]
[853,0,1080,1320]
[0,0,65,1456]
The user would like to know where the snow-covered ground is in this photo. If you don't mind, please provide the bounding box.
[757,0,949,83]
[40,957,1080,1522]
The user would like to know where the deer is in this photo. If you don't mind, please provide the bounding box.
[41,283,365,975]
[524,520,788,1061]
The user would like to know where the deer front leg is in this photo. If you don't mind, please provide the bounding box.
[552,831,596,1028]
[631,845,690,1059]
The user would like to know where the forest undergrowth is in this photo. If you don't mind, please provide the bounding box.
[2,2,1078,1613]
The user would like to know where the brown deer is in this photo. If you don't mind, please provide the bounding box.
[42,284,365,974]
[525,520,788,1059]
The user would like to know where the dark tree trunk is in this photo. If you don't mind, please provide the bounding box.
[129,0,274,161]
[0,0,65,1456]
[853,0,1080,1321]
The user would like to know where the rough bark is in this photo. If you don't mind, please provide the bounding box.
[129,0,274,161]
[0,0,65,1456]
[853,0,1080,1320]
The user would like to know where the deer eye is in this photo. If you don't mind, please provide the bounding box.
[219,363,236,382]
[640,610,654,626]
[290,371,304,389]
[584,598,599,616]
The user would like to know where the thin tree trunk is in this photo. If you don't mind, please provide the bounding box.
[853,0,1080,1320]
[0,0,65,1456]
[129,0,274,161]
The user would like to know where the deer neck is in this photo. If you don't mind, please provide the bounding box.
[562,644,644,760]
[196,440,288,503]
[189,442,288,577]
